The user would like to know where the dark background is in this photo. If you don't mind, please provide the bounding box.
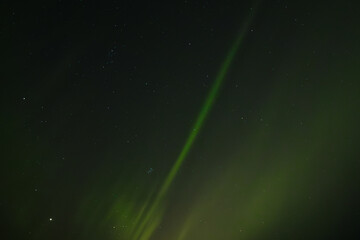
[1,1,360,239]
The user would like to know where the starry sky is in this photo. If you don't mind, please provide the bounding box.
[1,1,360,239]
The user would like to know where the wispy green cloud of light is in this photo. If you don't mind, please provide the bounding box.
[132,7,258,240]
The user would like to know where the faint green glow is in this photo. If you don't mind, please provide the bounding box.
[132,8,257,240]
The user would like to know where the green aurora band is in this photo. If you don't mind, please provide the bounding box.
[132,8,258,240]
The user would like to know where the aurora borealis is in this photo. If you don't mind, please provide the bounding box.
[1,1,360,240]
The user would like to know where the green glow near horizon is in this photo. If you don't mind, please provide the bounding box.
[132,9,257,240]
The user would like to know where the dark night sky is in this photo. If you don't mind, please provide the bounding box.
[1,1,360,239]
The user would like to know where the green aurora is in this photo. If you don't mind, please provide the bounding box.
[1,1,360,240]
[132,7,257,240]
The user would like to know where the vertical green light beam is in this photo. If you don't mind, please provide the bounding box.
[133,7,258,240]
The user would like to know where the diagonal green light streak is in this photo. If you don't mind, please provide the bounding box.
[133,7,258,239]
[159,30,244,199]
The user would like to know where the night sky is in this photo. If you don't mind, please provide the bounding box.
[1,1,360,239]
